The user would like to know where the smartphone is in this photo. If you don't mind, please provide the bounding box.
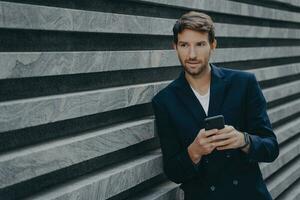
[204,115,225,130]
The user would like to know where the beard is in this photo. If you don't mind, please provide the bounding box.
[179,58,209,77]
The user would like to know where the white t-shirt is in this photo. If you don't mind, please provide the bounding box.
[190,86,210,116]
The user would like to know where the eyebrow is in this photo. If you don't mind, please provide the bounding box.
[178,41,207,44]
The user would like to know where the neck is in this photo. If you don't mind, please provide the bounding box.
[185,64,211,95]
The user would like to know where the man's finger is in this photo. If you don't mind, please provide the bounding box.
[204,129,218,137]
[214,137,235,147]
[217,125,234,135]
[199,128,205,134]
[216,144,234,150]
[211,132,234,141]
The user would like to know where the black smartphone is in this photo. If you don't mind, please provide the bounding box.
[204,115,225,130]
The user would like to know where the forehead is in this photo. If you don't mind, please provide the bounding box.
[177,29,209,42]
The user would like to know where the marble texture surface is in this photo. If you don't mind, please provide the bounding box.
[268,158,300,199]
[268,98,300,124]
[0,99,298,189]
[128,181,182,200]
[0,50,178,79]
[0,2,173,35]
[275,117,300,145]
[269,0,300,7]
[13,121,300,200]
[0,100,298,194]
[260,134,300,179]
[248,63,300,82]
[276,179,300,200]
[28,150,163,200]
[0,81,169,132]
[135,0,300,23]
[0,70,298,133]
[211,46,300,63]
[0,119,154,188]
[0,71,298,133]
[1,2,300,39]
[215,23,300,39]
[263,80,300,103]
[1,47,300,79]
[0,1,298,200]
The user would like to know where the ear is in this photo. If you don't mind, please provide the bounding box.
[172,42,177,50]
[211,39,217,50]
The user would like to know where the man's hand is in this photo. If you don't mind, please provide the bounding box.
[188,128,218,163]
[188,126,250,164]
[212,125,250,152]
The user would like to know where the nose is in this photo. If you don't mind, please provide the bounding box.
[188,46,197,59]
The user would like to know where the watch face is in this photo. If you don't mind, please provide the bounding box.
[242,132,250,147]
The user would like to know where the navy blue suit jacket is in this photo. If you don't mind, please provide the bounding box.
[152,64,279,200]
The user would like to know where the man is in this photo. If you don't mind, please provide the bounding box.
[152,11,279,200]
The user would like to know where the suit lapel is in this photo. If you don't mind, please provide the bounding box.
[172,64,228,125]
[173,71,207,125]
[208,64,229,117]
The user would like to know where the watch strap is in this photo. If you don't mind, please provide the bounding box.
[240,132,250,149]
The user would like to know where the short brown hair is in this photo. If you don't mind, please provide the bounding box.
[173,11,215,44]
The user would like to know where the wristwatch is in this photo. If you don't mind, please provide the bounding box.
[240,132,250,149]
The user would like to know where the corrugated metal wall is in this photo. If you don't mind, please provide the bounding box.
[0,0,299,199]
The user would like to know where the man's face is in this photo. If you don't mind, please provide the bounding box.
[174,29,216,77]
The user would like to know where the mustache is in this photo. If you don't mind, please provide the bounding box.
[186,59,201,63]
[186,57,200,61]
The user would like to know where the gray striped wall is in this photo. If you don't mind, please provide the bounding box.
[0,0,299,199]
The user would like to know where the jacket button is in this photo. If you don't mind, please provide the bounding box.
[204,158,209,164]
[210,185,216,191]
[226,154,231,158]
[233,180,239,185]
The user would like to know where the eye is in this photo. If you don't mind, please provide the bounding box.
[180,43,188,48]
[197,42,206,47]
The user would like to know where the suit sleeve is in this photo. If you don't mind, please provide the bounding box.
[152,98,201,183]
[244,74,279,163]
